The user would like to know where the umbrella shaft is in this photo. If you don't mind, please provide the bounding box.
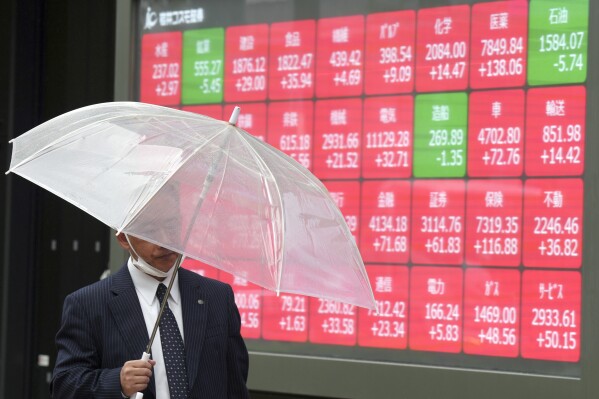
[145,152,222,353]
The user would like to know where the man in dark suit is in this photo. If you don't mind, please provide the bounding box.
[51,232,250,398]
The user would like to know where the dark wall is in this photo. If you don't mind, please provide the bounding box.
[1,1,115,398]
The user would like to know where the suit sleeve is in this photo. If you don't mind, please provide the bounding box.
[51,293,123,399]
[225,285,251,398]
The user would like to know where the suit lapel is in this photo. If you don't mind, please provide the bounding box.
[179,269,208,391]
[108,266,156,396]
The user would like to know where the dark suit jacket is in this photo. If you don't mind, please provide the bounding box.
[51,265,250,398]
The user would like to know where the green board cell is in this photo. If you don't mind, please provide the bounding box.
[182,28,225,104]
[413,92,468,178]
[527,0,589,86]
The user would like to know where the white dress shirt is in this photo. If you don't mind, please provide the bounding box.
[127,258,184,399]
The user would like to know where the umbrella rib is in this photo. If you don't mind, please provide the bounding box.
[235,132,285,294]
[117,123,232,234]
[182,131,231,260]
[258,139,376,306]
[7,113,131,173]
[7,110,197,174]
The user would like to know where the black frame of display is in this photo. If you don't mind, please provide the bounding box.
[113,0,599,397]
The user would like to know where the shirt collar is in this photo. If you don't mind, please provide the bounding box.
[127,257,181,307]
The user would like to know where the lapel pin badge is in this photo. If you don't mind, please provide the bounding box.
[198,299,205,305]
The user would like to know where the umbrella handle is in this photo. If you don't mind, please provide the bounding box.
[132,351,151,399]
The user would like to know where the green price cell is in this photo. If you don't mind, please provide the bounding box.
[182,28,225,104]
[413,93,468,178]
[528,0,589,86]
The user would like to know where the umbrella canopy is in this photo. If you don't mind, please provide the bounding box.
[7,102,376,309]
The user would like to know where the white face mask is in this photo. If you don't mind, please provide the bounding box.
[125,234,169,278]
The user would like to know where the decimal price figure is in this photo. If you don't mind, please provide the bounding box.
[363,96,413,178]
[528,0,589,86]
[411,180,465,265]
[416,5,470,92]
[140,32,182,105]
[267,101,314,170]
[316,16,365,98]
[224,24,269,102]
[309,298,357,346]
[269,20,316,99]
[525,86,585,177]
[470,1,528,89]
[468,90,524,177]
[360,181,411,263]
[463,269,520,357]
[222,274,262,339]
[182,28,224,104]
[324,181,360,244]
[414,93,468,178]
[409,267,463,353]
[314,99,362,179]
[523,179,583,268]
[359,266,409,349]
[465,179,522,266]
[521,271,581,362]
[365,10,415,94]
[262,292,309,342]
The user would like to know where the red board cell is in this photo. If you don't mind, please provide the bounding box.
[467,90,525,177]
[309,181,359,346]
[262,292,309,342]
[523,179,583,268]
[362,96,413,179]
[140,32,182,105]
[365,10,415,94]
[470,1,528,89]
[182,104,223,120]
[463,268,520,357]
[411,180,465,265]
[224,103,267,141]
[416,5,470,92]
[409,266,463,353]
[360,180,411,264]
[181,258,220,280]
[521,271,581,362]
[358,265,409,349]
[322,180,361,243]
[224,24,269,102]
[316,15,365,98]
[267,101,314,170]
[313,99,362,179]
[219,272,263,339]
[309,296,357,346]
[525,86,586,176]
[268,20,316,100]
[465,179,522,266]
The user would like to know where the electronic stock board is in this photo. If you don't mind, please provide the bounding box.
[125,0,596,396]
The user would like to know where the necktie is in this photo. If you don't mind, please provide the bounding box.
[156,283,189,399]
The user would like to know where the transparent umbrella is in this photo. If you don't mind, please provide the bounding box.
[9,102,379,397]
[7,102,376,309]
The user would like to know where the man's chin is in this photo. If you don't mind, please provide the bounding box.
[155,254,179,270]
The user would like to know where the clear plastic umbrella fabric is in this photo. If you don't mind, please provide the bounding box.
[8,102,376,309]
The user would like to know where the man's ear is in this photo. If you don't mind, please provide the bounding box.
[115,232,131,250]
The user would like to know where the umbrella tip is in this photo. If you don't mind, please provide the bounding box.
[228,106,240,126]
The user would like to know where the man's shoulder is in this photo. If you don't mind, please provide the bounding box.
[67,266,128,300]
